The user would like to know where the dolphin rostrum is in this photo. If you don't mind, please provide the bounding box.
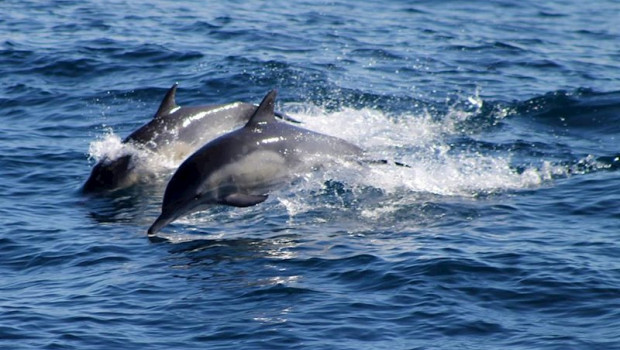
[82,83,295,193]
[148,89,363,235]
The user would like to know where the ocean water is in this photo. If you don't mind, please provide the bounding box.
[1,0,619,349]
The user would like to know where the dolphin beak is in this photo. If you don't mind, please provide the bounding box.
[147,212,176,236]
[148,200,208,236]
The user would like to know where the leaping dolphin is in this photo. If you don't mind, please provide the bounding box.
[82,84,295,193]
[148,90,363,235]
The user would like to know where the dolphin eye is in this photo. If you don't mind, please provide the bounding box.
[193,194,201,201]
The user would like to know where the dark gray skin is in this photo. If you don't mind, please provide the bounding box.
[148,89,363,235]
[82,84,294,193]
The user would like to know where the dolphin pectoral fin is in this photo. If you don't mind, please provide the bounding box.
[221,193,269,207]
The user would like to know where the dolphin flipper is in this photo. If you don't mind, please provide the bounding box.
[221,193,268,207]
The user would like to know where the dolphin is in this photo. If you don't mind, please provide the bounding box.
[148,89,363,235]
[82,83,295,193]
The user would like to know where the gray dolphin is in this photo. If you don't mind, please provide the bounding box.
[83,84,294,193]
[148,89,363,235]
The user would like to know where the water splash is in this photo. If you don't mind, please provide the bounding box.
[284,97,542,198]
[87,129,125,163]
[86,94,608,216]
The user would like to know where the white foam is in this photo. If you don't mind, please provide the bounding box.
[87,129,181,177]
[282,95,587,199]
[87,129,126,162]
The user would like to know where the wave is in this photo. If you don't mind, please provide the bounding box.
[510,88,620,135]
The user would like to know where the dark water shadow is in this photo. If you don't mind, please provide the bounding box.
[152,229,302,270]
[78,182,165,224]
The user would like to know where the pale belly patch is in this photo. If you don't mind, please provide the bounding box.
[208,150,291,193]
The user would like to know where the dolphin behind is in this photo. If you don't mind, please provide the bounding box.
[148,89,363,235]
[83,84,295,193]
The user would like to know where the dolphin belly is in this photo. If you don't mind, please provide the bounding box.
[209,150,291,195]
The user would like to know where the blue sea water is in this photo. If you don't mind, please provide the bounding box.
[1,0,619,349]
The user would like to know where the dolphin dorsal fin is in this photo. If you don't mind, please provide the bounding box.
[153,83,179,119]
[246,90,277,127]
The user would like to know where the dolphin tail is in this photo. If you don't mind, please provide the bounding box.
[274,111,301,124]
[365,159,412,168]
